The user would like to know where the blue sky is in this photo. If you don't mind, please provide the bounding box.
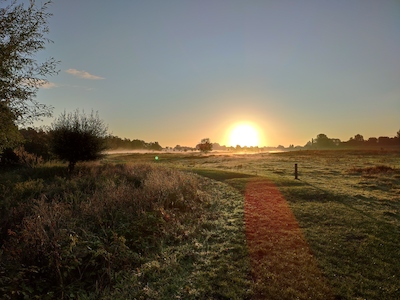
[32,0,400,147]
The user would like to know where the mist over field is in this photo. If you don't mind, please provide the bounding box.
[1,0,400,299]
[105,149,166,154]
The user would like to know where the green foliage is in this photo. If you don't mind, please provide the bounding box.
[1,0,58,163]
[0,0,58,125]
[0,103,22,153]
[50,110,108,171]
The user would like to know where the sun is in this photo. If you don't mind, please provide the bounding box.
[228,123,260,147]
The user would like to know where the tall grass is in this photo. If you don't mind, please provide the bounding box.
[0,162,251,299]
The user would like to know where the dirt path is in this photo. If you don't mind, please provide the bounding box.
[244,178,333,300]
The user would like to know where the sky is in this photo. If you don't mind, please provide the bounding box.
[28,0,400,147]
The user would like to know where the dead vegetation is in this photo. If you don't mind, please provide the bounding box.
[347,165,396,175]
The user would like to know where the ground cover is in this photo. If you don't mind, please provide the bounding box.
[122,149,399,299]
[0,162,252,299]
[244,178,333,299]
[2,149,399,299]
[180,150,400,299]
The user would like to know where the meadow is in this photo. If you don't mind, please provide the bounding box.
[1,149,399,299]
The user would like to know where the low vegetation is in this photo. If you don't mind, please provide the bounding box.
[1,149,399,299]
[105,150,400,299]
[0,162,251,299]
[196,150,400,299]
[347,164,395,174]
[1,3,399,297]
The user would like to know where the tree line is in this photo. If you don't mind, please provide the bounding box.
[306,132,400,149]
[0,123,163,165]
[200,131,400,153]
[107,136,162,151]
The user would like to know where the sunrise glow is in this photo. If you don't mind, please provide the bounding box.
[228,123,261,147]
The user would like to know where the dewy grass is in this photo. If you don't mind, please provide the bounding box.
[276,176,400,299]
[347,165,396,174]
[1,150,399,299]
[102,178,252,300]
[0,162,252,299]
[160,149,400,299]
[244,178,334,300]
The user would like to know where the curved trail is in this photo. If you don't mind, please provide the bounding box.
[244,178,333,300]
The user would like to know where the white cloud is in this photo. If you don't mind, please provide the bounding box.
[20,79,58,89]
[66,68,105,80]
[39,81,58,89]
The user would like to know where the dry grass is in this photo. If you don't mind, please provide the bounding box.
[347,165,396,174]
[111,149,399,299]
[2,149,399,299]
[244,178,333,300]
[0,162,251,299]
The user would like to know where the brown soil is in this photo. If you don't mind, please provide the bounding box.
[244,178,334,300]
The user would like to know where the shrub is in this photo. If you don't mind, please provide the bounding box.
[50,110,108,172]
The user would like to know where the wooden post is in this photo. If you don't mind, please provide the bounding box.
[294,163,298,179]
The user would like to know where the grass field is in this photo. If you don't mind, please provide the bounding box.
[105,149,400,299]
[1,149,399,299]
